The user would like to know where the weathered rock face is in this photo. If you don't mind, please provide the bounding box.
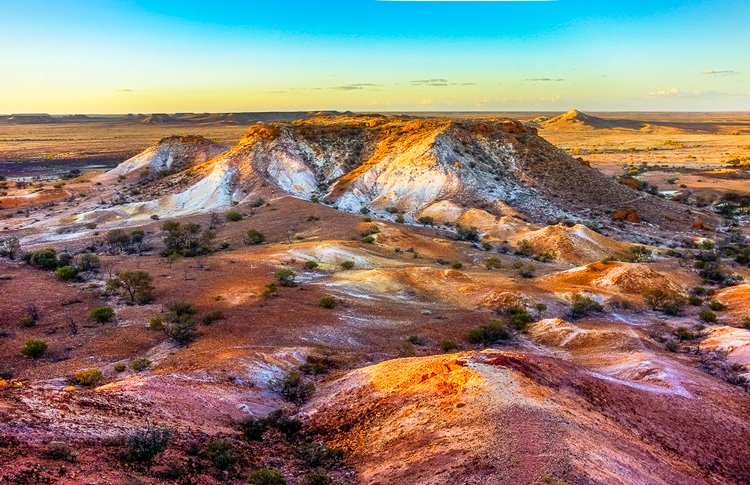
[97,115,715,230]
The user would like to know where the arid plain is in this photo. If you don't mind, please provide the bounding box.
[1,111,750,484]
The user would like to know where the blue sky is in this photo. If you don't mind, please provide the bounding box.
[1,0,748,113]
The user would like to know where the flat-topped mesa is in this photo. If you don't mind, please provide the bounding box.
[96,115,715,231]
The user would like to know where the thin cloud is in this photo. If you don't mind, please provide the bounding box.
[702,70,739,76]
[114,88,133,92]
[331,83,380,90]
[523,78,564,82]
[411,79,449,86]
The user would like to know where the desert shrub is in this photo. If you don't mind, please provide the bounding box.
[484,257,502,270]
[245,228,266,245]
[296,442,343,468]
[359,207,370,215]
[319,296,336,309]
[269,371,315,403]
[78,253,100,272]
[362,224,380,236]
[55,266,78,281]
[162,302,198,346]
[46,441,77,462]
[29,248,59,270]
[248,469,286,485]
[362,217,372,222]
[91,306,115,323]
[466,320,509,345]
[0,236,20,259]
[303,473,332,485]
[73,369,103,386]
[456,225,480,242]
[131,358,151,372]
[203,309,224,325]
[205,439,237,470]
[262,283,278,298]
[570,294,604,319]
[19,316,36,328]
[536,303,548,312]
[225,211,243,222]
[508,307,532,331]
[417,216,434,226]
[642,288,686,315]
[299,362,328,375]
[518,264,536,278]
[675,327,693,341]
[361,235,375,244]
[239,417,268,441]
[119,426,172,463]
[401,340,415,356]
[110,270,154,304]
[265,411,303,440]
[450,261,463,269]
[20,339,48,359]
[688,296,703,306]
[441,340,457,352]
[708,300,726,311]
[698,309,717,323]
[114,363,127,372]
[340,260,355,270]
[275,269,297,287]
[149,317,164,330]
[162,221,214,256]
[395,215,405,223]
[250,197,266,208]
[304,260,319,270]
[515,239,532,256]
[630,245,653,262]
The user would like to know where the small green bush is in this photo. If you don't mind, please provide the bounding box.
[417,216,434,226]
[225,211,243,222]
[441,340,457,352]
[518,264,536,278]
[131,358,151,372]
[149,317,164,330]
[114,363,127,372]
[688,296,703,306]
[466,320,509,345]
[570,294,603,319]
[205,439,237,470]
[275,269,297,287]
[319,296,336,309]
[246,229,266,245]
[119,427,172,463]
[395,215,405,223]
[91,306,115,323]
[46,441,77,462]
[508,307,532,331]
[73,369,103,386]
[359,207,370,215]
[708,300,726,311]
[203,309,224,325]
[451,262,463,269]
[698,309,717,323]
[29,248,59,270]
[456,225,480,242]
[303,472,332,485]
[19,316,35,328]
[485,257,502,270]
[239,417,268,441]
[55,266,78,281]
[362,235,375,244]
[340,260,355,270]
[269,372,315,403]
[401,340,415,356]
[248,469,286,485]
[20,339,48,359]
[304,260,319,270]
[536,303,548,312]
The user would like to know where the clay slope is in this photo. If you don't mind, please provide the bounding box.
[304,351,750,484]
[513,223,631,265]
[95,135,229,183]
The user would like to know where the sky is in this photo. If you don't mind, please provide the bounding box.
[1,0,749,113]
